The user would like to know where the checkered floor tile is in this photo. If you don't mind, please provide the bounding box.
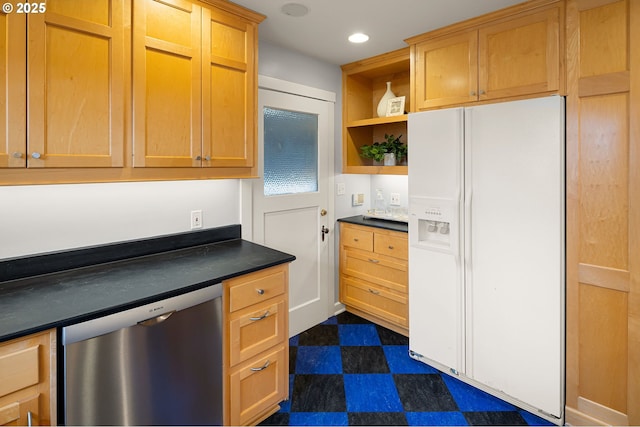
[259,312,556,426]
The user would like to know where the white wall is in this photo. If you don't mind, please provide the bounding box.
[0,180,240,259]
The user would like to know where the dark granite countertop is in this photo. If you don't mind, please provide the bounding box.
[338,215,408,233]
[0,226,295,342]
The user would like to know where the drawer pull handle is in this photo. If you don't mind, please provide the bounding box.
[27,411,33,427]
[256,289,265,295]
[368,288,380,295]
[368,258,379,264]
[251,359,270,371]
[250,310,270,321]
[353,238,359,242]
[388,245,394,249]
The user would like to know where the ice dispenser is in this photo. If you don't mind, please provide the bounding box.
[409,197,459,254]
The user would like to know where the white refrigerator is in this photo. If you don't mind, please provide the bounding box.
[407,96,565,424]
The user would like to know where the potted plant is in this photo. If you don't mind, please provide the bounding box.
[359,134,406,166]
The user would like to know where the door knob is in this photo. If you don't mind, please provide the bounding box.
[321,225,330,241]
[320,209,327,216]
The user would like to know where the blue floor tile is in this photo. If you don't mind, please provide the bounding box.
[288,412,347,426]
[338,324,381,346]
[406,411,469,426]
[343,373,403,412]
[384,345,439,374]
[295,346,342,374]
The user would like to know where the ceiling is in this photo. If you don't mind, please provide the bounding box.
[230,0,526,66]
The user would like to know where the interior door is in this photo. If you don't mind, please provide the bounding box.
[251,82,334,337]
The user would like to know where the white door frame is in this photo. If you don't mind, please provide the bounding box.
[240,75,336,328]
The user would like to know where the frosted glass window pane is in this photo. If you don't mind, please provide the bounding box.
[264,107,318,196]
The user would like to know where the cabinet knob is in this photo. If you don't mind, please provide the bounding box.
[12,152,22,158]
[479,90,486,95]
[195,155,202,161]
[388,245,394,250]
[353,238,359,242]
[368,288,380,295]
[204,155,211,161]
[256,288,265,295]
[31,152,42,159]
[470,91,476,96]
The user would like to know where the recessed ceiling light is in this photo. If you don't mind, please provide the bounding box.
[348,33,369,43]
[281,3,309,17]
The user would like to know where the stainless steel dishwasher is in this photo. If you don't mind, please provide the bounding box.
[62,283,223,426]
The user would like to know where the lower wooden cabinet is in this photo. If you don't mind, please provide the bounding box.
[0,329,56,426]
[339,222,408,336]
[224,264,289,425]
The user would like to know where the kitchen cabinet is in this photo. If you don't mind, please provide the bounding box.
[223,264,289,426]
[133,0,261,171]
[1,0,126,168]
[339,222,408,336]
[565,0,639,425]
[0,329,56,426]
[341,48,410,175]
[409,0,564,110]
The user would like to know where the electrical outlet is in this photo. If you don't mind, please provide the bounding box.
[390,193,401,206]
[337,183,346,195]
[190,210,203,229]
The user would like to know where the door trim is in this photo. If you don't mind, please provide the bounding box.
[241,75,336,330]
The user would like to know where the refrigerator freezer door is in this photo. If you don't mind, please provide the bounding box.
[408,108,465,374]
[465,96,564,418]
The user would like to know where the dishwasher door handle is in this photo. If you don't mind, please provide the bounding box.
[138,310,176,327]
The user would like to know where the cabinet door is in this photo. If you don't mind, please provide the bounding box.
[133,0,202,167]
[202,6,257,168]
[414,31,478,110]
[27,0,125,167]
[478,7,561,100]
[0,12,26,168]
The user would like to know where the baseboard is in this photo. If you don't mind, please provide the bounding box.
[565,398,629,426]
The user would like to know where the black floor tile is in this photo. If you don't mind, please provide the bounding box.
[288,345,297,373]
[297,324,339,346]
[376,324,409,345]
[336,311,372,324]
[348,412,408,426]
[290,374,346,412]
[341,346,389,373]
[394,373,459,412]
[259,412,289,426]
[464,410,529,425]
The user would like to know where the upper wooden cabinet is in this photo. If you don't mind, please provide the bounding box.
[1,0,125,168]
[133,0,261,169]
[408,0,565,110]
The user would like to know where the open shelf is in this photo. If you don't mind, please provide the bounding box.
[341,48,410,175]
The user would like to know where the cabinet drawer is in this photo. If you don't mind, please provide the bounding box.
[229,298,286,366]
[341,225,373,251]
[0,394,40,426]
[0,345,39,398]
[227,266,286,313]
[342,249,407,293]
[341,276,408,327]
[229,346,287,426]
[374,232,407,260]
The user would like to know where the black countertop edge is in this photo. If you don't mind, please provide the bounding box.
[338,215,408,233]
[0,233,295,343]
[0,225,241,283]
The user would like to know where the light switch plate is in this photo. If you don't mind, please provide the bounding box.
[337,183,346,195]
